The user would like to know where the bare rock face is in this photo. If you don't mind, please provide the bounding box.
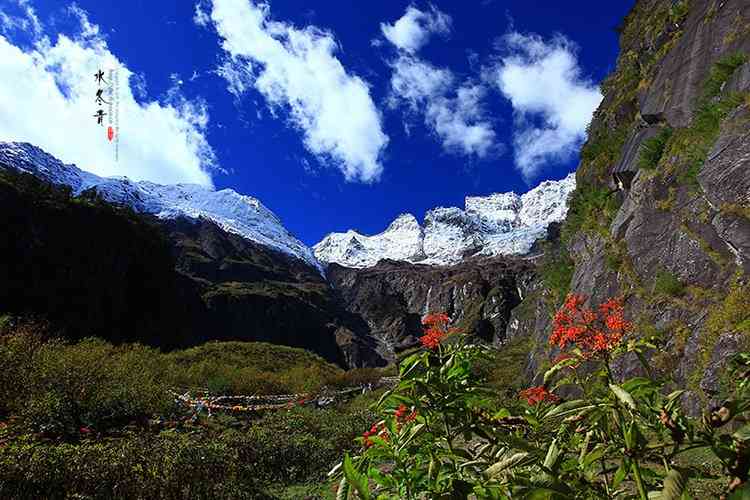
[639,0,750,128]
[507,0,750,415]
[327,257,534,362]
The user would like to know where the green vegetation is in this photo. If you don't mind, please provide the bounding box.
[0,320,381,498]
[638,127,673,170]
[658,53,748,186]
[699,52,748,104]
[701,279,750,362]
[653,269,686,297]
[539,244,575,306]
[561,183,621,243]
[337,300,750,499]
[165,340,349,394]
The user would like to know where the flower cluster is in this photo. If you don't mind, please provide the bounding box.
[549,294,631,356]
[362,422,389,448]
[394,404,418,430]
[419,313,453,350]
[519,386,560,406]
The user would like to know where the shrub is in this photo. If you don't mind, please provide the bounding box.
[638,127,673,170]
[653,269,685,297]
[13,338,173,435]
[0,320,51,417]
[700,52,748,104]
[0,433,255,499]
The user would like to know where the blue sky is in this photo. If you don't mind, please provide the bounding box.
[0,0,633,245]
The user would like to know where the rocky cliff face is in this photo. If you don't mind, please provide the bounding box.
[327,257,534,362]
[510,0,750,415]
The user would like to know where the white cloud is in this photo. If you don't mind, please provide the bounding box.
[489,32,602,178]
[202,0,388,183]
[0,0,42,39]
[380,5,450,54]
[383,6,497,158]
[389,56,496,157]
[0,2,216,186]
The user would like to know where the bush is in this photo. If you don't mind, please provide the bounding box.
[638,127,673,170]
[653,269,685,297]
[5,337,173,435]
[163,341,345,395]
[0,320,50,417]
[700,52,748,104]
[0,433,256,499]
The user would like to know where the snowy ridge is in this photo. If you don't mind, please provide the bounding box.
[0,142,322,272]
[314,173,576,268]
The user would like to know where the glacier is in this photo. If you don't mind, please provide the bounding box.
[314,172,576,268]
[0,142,323,272]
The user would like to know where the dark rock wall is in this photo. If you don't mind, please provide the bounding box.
[327,258,533,362]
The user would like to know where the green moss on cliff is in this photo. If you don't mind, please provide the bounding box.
[539,245,574,306]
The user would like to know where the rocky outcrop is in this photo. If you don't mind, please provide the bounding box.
[327,257,534,362]
[509,0,750,414]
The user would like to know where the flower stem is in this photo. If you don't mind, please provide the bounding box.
[631,459,649,500]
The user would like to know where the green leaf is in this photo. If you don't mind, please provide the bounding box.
[342,454,370,500]
[660,468,687,500]
[610,383,637,410]
[493,408,511,419]
[543,357,579,385]
[543,399,592,419]
[612,459,629,489]
[733,424,750,442]
[582,445,606,469]
[484,452,530,478]
[336,476,349,500]
[543,439,561,471]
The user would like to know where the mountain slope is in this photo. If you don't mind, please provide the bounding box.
[0,157,382,366]
[314,173,575,268]
[0,142,322,273]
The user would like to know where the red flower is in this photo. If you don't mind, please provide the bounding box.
[422,313,450,328]
[419,312,455,350]
[519,386,559,406]
[549,294,631,356]
[394,404,418,430]
[79,426,92,434]
[362,422,389,448]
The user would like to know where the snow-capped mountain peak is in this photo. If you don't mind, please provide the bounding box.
[314,172,576,268]
[0,142,322,272]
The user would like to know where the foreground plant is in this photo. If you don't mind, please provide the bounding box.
[333,297,750,499]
